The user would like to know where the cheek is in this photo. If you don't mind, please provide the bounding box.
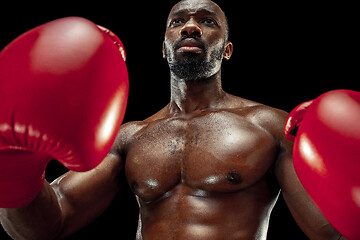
[203,30,225,46]
[163,40,171,53]
[163,40,174,61]
[208,33,225,45]
[207,39,225,55]
[164,34,175,50]
[164,29,179,44]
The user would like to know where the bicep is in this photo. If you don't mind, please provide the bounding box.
[51,153,124,238]
[258,107,339,239]
[275,141,339,239]
[261,107,324,227]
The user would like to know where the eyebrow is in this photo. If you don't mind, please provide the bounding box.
[170,8,218,18]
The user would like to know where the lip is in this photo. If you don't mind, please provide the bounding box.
[176,38,204,53]
[178,46,203,53]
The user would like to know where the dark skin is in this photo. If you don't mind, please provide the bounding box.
[0,0,346,239]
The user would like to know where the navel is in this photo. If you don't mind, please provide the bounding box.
[226,171,243,184]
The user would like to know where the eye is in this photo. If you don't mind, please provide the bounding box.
[202,18,218,26]
[169,18,185,27]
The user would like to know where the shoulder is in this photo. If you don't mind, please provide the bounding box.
[237,101,295,172]
[227,94,289,143]
[227,94,288,133]
[110,105,171,155]
[248,104,289,137]
[229,96,294,172]
[110,121,146,155]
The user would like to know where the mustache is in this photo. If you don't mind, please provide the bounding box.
[173,36,206,50]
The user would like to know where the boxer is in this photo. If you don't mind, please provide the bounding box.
[0,0,347,239]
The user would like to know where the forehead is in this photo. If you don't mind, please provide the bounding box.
[169,0,224,18]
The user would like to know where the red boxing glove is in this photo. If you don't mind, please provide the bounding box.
[284,100,314,141]
[0,17,129,208]
[285,90,360,240]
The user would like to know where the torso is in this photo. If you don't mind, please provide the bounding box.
[121,97,283,240]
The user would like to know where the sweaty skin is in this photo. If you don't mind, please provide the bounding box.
[122,100,284,240]
[0,0,345,240]
[116,1,341,239]
[112,1,330,239]
[110,1,342,239]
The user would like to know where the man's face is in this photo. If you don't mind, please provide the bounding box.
[163,0,232,81]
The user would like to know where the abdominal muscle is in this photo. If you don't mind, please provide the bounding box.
[136,179,280,240]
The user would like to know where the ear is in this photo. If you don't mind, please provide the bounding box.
[162,41,166,59]
[223,42,233,60]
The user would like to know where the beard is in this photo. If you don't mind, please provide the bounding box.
[164,37,225,82]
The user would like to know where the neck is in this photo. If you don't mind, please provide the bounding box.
[169,70,226,114]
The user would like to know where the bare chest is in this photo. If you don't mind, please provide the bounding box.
[125,111,278,202]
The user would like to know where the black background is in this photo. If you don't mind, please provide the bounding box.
[0,0,358,239]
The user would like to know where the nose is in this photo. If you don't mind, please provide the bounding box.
[180,19,202,37]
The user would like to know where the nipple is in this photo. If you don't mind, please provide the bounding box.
[226,171,243,184]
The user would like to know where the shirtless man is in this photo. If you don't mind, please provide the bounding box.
[0,0,346,239]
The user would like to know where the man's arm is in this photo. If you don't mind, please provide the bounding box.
[274,142,342,239]
[267,109,344,240]
[0,150,123,240]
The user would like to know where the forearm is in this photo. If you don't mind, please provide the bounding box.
[311,224,348,240]
[0,181,63,240]
[284,192,346,240]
